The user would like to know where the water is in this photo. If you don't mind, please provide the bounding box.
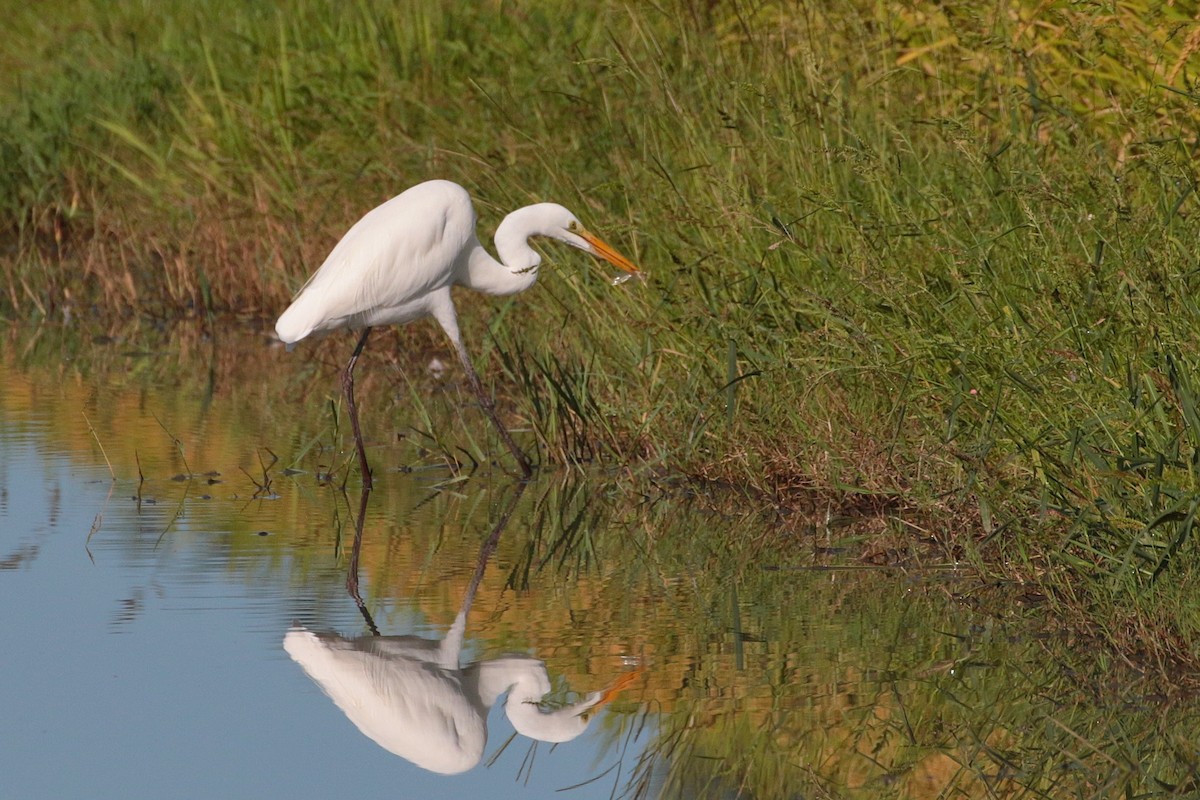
[0,384,641,798]
[1,323,1197,799]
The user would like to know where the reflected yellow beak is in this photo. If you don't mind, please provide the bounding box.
[591,669,643,709]
[579,228,641,275]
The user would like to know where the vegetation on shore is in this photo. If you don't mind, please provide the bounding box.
[11,333,1196,798]
[5,0,1200,682]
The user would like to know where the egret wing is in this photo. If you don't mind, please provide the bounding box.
[276,180,476,342]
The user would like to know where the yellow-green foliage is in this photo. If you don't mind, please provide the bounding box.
[4,1,1198,315]
[4,1,1200,598]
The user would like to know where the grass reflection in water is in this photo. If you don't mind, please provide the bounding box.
[2,324,1198,799]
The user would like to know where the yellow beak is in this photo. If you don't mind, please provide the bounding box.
[590,669,643,710]
[579,228,641,275]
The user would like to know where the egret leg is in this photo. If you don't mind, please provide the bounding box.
[345,485,379,636]
[451,338,533,478]
[342,328,373,490]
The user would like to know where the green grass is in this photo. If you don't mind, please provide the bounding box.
[5,0,1200,679]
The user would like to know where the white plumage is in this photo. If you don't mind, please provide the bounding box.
[284,622,640,775]
[275,180,640,484]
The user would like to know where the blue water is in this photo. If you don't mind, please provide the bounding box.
[8,328,1193,800]
[0,419,646,799]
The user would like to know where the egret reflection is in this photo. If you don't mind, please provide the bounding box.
[284,624,638,774]
[285,485,639,774]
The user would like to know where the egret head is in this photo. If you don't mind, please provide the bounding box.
[500,202,642,278]
[503,667,642,744]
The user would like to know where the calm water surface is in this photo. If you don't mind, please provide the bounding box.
[2,324,1197,799]
[1,392,644,798]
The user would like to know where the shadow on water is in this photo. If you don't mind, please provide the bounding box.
[2,321,1200,799]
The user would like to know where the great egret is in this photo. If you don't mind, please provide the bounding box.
[275,179,641,485]
[290,480,640,775]
[284,625,639,775]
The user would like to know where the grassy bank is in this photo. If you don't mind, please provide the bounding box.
[12,331,1198,798]
[5,1,1200,679]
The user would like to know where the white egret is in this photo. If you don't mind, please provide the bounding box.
[284,623,640,774]
[288,481,640,774]
[275,179,641,485]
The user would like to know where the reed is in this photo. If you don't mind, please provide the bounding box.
[5,0,1200,674]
